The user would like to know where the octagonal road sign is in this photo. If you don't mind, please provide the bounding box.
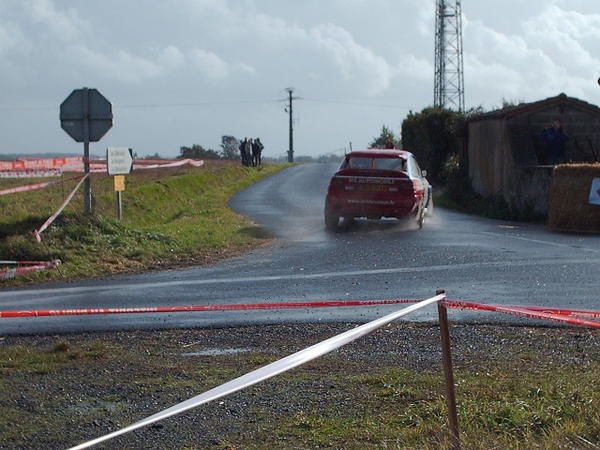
[60,88,113,142]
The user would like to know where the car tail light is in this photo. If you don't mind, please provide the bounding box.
[328,176,344,191]
[412,180,423,198]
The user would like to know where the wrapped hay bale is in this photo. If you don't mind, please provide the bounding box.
[548,164,600,233]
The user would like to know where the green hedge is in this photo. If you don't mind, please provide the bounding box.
[401,107,464,184]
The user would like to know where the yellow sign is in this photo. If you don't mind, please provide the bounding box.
[114,175,125,192]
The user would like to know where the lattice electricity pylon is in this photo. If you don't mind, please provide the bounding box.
[434,0,465,112]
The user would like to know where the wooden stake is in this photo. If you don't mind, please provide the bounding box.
[436,289,460,449]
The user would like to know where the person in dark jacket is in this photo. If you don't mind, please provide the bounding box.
[239,138,249,166]
[541,119,569,164]
[252,138,264,166]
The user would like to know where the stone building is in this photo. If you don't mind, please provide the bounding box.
[466,93,600,215]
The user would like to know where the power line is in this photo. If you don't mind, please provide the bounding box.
[302,98,412,110]
[0,97,415,113]
[0,99,279,112]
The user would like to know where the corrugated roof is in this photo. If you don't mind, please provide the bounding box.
[469,93,600,122]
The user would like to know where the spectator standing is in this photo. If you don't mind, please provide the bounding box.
[542,119,569,164]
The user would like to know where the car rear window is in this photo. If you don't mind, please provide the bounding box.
[342,157,406,171]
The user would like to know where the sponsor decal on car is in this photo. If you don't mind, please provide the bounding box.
[337,176,396,185]
[347,199,395,205]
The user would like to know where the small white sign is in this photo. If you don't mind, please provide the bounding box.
[107,147,133,175]
[589,178,600,206]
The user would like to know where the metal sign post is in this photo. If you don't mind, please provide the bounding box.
[60,88,113,215]
[113,175,125,220]
[107,148,133,221]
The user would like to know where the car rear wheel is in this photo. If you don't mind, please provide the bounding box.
[325,210,340,231]
[425,197,434,217]
[342,216,355,227]
[416,206,425,229]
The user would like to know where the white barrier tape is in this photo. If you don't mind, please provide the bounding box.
[0,169,62,178]
[0,157,204,174]
[1,268,17,280]
[68,294,444,450]
[63,159,204,172]
[132,159,205,170]
[34,174,88,242]
[0,261,60,280]
[0,260,60,265]
[0,176,79,196]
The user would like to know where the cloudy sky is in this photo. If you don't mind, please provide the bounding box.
[1,0,599,158]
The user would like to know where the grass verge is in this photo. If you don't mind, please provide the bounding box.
[0,161,289,284]
[0,323,598,449]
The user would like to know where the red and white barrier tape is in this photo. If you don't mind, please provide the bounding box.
[0,298,417,318]
[0,176,79,197]
[0,157,81,171]
[444,300,600,329]
[0,169,62,178]
[133,159,205,169]
[504,304,600,319]
[0,260,60,265]
[67,295,444,450]
[34,174,88,242]
[2,298,599,329]
[0,157,205,174]
[0,180,59,196]
[1,260,61,280]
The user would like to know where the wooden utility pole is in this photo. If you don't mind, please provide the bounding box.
[285,88,299,163]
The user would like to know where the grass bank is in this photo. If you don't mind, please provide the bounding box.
[0,162,289,284]
[0,323,598,449]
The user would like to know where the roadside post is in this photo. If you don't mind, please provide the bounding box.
[113,175,125,220]
[60,88,113,214]
[107,148,133,221]
[437,288,460,449]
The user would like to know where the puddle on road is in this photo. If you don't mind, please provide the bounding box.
[182,348,251,357]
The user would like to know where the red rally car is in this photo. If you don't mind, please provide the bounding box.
[324,149,431,231]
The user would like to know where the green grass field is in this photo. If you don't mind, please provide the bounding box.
[0,161,289,283]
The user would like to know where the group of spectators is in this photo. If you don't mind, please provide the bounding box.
[239,138,264,167]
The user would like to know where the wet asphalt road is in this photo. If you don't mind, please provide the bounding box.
[1,163,599,335]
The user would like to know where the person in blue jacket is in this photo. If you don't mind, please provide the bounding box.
[541,119,569,164]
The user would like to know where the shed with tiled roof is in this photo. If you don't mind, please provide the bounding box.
[466,93,600,215]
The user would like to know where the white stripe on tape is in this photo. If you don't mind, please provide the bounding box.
[34,174,88,241]
[68,294,444,450]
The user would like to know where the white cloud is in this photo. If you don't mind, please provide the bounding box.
[171,1,427,95]
[189,48,230,79]
[68,44,185,84]
[159,45,186,69]
[68,44,252,83]
[310,23,394,94]
[464,5,600,105]
[25,0,87,41]
[523,5,600,75]
[0,22,30,55]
